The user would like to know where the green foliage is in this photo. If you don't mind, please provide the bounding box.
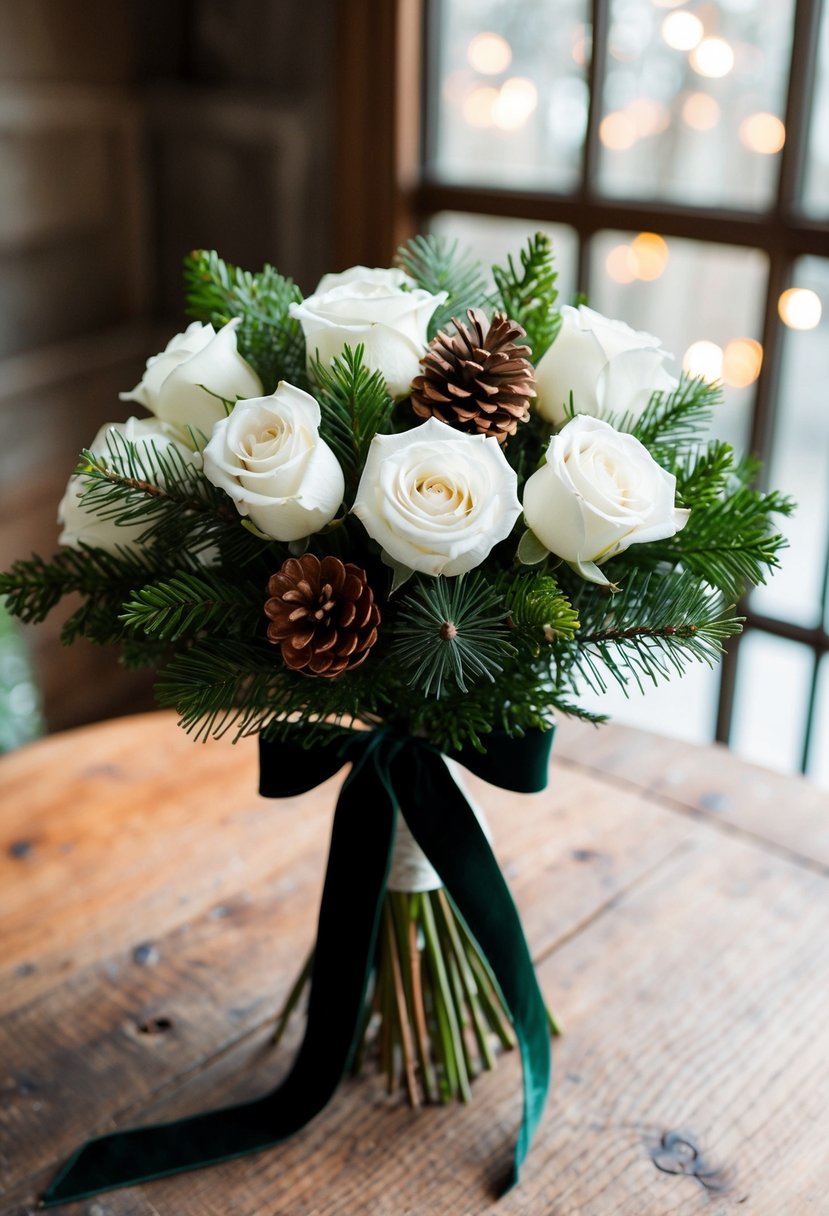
[391,574,514,697]
[565,571,741,695]
[121,572,264,643]
[631,374,720,454]
[76,431,276,570]
[309,345,395,497]
[183,249,306,390]
[504,574,580,652]
[617,447,794,601]
[156,638,381,744]
[492,233,559,361]
[396,234,490,338]
[0,546,159,626]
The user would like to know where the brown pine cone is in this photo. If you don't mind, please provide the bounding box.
[264,554,380,677]
[410,308,535,443]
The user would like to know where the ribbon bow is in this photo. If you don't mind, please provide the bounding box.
[43,726,554,1207]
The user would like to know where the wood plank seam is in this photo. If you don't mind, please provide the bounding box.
[552,754,829,879]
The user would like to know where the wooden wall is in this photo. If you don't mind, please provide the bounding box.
[0,0,336,733]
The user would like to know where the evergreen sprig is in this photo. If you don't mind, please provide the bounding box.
[631,374,720,454]
[310,345,395,497]
[0,546,159,625]
[614,450,793,600]
[121,572,264,643]
[567,571,740,695]
[75,431,272,570]
[492,233,559,361]
[157,638,381,743]
[504,574,580,652]
[396,234,490,338]
[391,574,514,697]
[184,249,306,390]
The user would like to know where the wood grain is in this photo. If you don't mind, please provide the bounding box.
[1,711,827,1214]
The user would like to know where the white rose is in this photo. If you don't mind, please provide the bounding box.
[289,268,447,399]
[534,304,677,428]
[120,319,262,438]
[522,415,690,585]
[202,382,344,542]
[352,417,522,576]
[58,418,195,554]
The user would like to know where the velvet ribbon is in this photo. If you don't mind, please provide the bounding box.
[42,726,554,1207]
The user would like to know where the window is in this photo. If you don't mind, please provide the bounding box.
[413,0,829,782]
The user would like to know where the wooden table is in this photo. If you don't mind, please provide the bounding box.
[1,711,828,1215]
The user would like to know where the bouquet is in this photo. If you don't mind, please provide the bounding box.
[1,234,790,1205]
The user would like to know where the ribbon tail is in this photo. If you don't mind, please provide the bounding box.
[42,743,398,1207]
[394,745,551,1195]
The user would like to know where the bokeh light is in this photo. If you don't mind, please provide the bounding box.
[631,232,669,279]
[690,37,735,78]
[467,32,512,75]
[683,340,724,381]
[723,338,763,387]
[606,244,638,283]
[778,288,822,330]
[600,110,638,150]
[492,77,538,130]
[661,11,704,51]
[739,113,786,155]
[681,92,721,131]
[462,86,498,129]
[627,97,671,137]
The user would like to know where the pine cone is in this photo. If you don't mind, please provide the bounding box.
[265,554,380,677]
[411,309,535,443]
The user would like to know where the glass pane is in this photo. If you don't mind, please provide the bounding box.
[590,231,768,452]
[730,631,813,774]
[597,0,795,208]
[429,211,578,304]
[807,656,829,789]
[752,258,829,629]
[428,0,589,191]
[575,654,720,745]
[802,0,829,217]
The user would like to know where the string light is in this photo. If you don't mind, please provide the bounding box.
[723,338,763,387]
[492,77,538,130]
[690,37,735,78]
[606,245,638,283]
[467,32,512,75]
[462,87,498,129]
[682,92,721,130]
[778,288,822,330]
[599,111,638,150]
[631,232,669,280]
[739,113,786,155]
[661,11,704,51]
[683,340,724,381]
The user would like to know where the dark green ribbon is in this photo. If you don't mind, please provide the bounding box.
[43,726,554,1207]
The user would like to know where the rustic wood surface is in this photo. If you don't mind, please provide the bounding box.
[0,711,827,1215]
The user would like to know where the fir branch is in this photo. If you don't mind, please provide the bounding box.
[503,573,580,652]
[0,546,159,625]
[391,574,514,698]
[121,572,264,643]
[396,234,490,338]
[309,345,395,496]
[157,637,382,744]
[567,571,741,695]
[631,374,720,454]
[492,233,559,361]
[617,469,793,601]
[183,249,306,390]
[76,432,276,570]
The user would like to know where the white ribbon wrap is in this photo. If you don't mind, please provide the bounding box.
[386,757,492,893]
